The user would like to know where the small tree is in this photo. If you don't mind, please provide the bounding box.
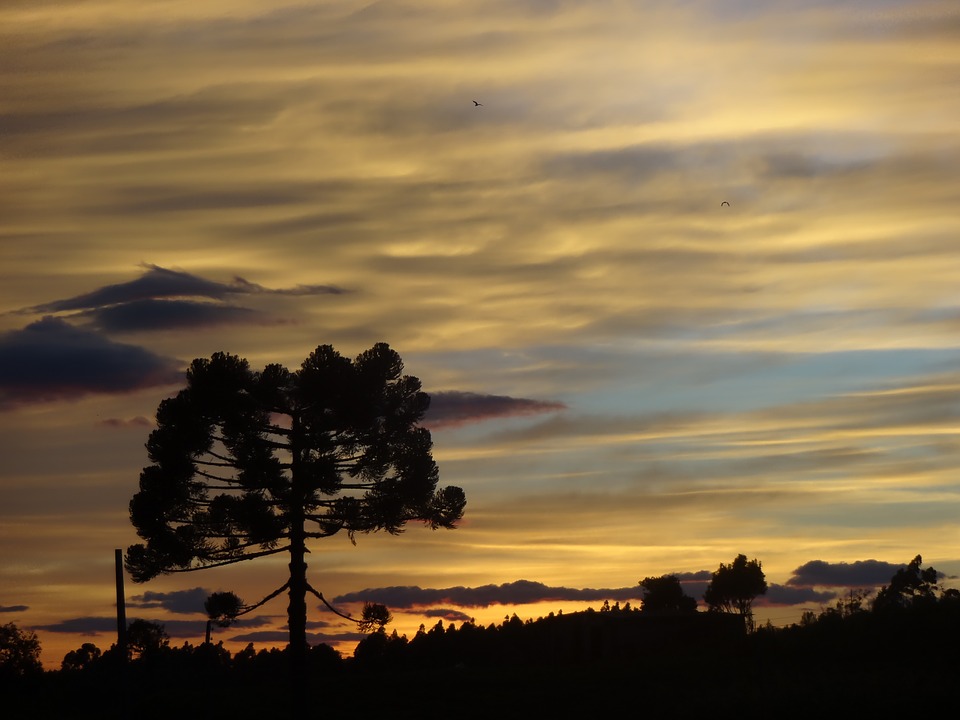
[703,554,767,632]
[204,591,244,645]
[639,575,697,614]
[0,622,42,679]
[126,343,465,697]
[357,602,393,634]
[873,555,940,612]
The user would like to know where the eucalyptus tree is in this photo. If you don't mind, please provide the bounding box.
[126,342,465,687]
[873,555,940,612]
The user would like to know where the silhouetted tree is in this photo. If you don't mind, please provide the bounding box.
[357,602,392,634]
[204,591,244,644]
[126,619,169,659]
[126,343,465,697]
[873,555,939,612]
[0,622,42,679]
[824,588,870,619]
[704,554,767,632]
[61,642,102,671]
[353,628,408,669]
[941,588,960,606]
[639,575,697,614]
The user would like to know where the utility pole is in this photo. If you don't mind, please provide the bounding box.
[115,549,127,655]
[115,549,130,720]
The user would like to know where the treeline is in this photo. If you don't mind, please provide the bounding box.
[3,555,959,717]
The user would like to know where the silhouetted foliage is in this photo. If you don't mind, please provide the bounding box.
[639,574,697,614]
[7,574,960,718]
[704,554,767,632]
[126,619,169,659]
[357,602,393,633]
[873,554,939,612]
[0,622,42,679]
[61,642,102,671]
[204,590,243,643]
[125,343,466,694]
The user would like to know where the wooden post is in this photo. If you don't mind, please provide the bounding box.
[115,549,131,720]
[115,549,127,656]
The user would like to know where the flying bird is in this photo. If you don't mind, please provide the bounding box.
[473,100,483,106]
[721,201,730,207]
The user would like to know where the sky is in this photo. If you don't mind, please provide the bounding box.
[2,0,960,668]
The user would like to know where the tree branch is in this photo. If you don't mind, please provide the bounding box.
[235,581,291,617]
[167,546,288,572]
[306,584,357,623]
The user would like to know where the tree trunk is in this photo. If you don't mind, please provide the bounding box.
[287,528,308,712]
[287,413,309,713]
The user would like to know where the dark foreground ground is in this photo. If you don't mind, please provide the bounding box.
[10,640,958,720]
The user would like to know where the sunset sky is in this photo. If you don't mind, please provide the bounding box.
[3,0,960,668]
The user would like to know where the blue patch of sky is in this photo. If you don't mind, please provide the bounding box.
[572,347,960,417]
[414,343,960,419]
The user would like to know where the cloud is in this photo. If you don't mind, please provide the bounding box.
[0,605,28,613]
[760,583,837,607]
[673,571,712,582]
[81,299,262,333]
[422,609,475,623]
[99,416,152,428]
[227,630,296,644]
[17,265,347,334]
[27,265,239,313]
[31,617,117,636]
[649,574,836,607]
[34,615,272,639]
[334,579,643,609]
[128,587,210,615]
[425,391,566,429]
[786,559,909,588]
[25,264,345,315]
[304,620,335,630]
[0,317,182,407]
[337,575,835,612]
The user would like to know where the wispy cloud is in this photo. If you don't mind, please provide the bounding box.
[19,265,346,334]
[3,0,960,664]
[81,299,262,333]
[99,416,153,429]
[426,391,566,429]
[0,605,28,613]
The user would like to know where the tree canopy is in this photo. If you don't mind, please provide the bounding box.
[873,555,940,612]
[0,622,42,679]
[639,575,697,614]
[703,554,767,632]
[125,342,465,692]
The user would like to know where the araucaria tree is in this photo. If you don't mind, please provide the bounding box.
[126,343,466,681]
[703,554,767,632]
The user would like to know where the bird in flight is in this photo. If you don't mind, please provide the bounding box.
[721,201,730,207]
[473,100,483,106]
